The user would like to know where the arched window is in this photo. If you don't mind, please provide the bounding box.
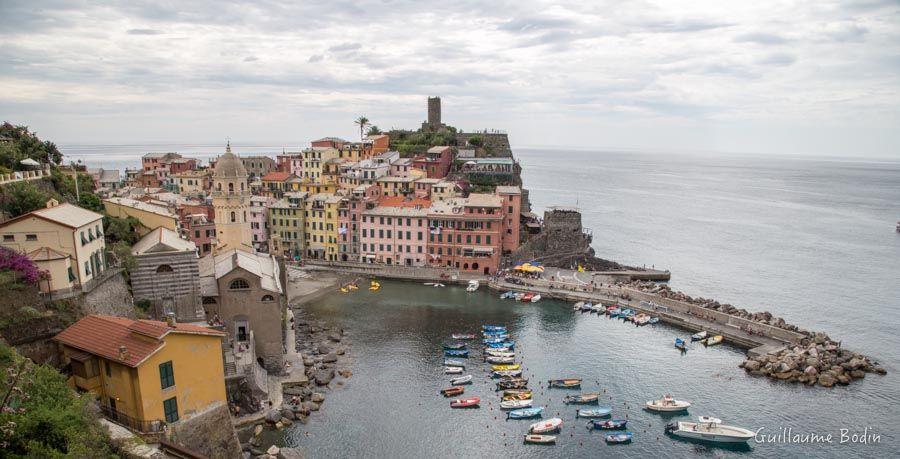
[217,183,222,191]
[472,262,479,271]
[261,295,274,302]
[230,212,236,223]
[202,297,218,304]
[156,264,174,273]
[228,182,234,192]
[229,278,250,290]
[241,182,245,191]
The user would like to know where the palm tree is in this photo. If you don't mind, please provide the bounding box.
[367,125,382,135]
[354,116,370,140]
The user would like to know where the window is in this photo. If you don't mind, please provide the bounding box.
[230,212,236,223]
[261,295,274,302]
[229,278,250,290]
[156,264,174,273]
[2,235,13,242]
[159,361,175,389]
[163,397,179,423]
[105,361,112,378]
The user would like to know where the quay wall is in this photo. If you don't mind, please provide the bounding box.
[299,260,466,283]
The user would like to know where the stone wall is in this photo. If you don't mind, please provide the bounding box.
[510,208,622,270]
[166,401,242,459]
[455,132,512,157]
[81,272,136,318]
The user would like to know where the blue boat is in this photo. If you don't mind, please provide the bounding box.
[648,317,660,324]
[444,349,469,357]
[500,291,515,299]
[443,343,466,350]
[483,337,508,344]
[486,341,515,349]
[507,406,543,419]
[589,419,628,430]
[675,338,687,351]
[576,407,612,418]
[482,325,506,331]
[483,335,509,342]
[604,432,633,444]
[483,329,508,336]
[609,308,622,318]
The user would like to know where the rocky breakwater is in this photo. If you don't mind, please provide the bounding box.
[288,310,353,416]
[623,280,887,387]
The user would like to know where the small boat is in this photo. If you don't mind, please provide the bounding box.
[466,280,479,292]
[483,350,515,358]
[482,329,508,336]
[443,359,466,368]
[523,434,556,444]
[704,335,724,346]
[604,432,633,444]
[548,378,582,388]
[369,285,380,291]
[530,294,542,303]
[483,337,508,344]
[666,417,755,443]
[449,397,480,408]
[444,366,463,374]
[450,375,473,385]
[444,349,469,357]
[500,399,533,410]
[521,293,534,302]
[502,388,532,397]
[424,282,436,286]
[675,338,687,351]
[507,406,543,419]
[648,317,660,324]
[513,293,525,301]
[441,386,465,397]
[500,291,515,300]
[482,325,506,332]
[580,302,594,312]
[502,392,533,401]
[529,418,563,434]
[443,342,466,350]
[573,301,584,311]
[347,284,358,290]
[483,346,511,353]
[576,407,612,418]
[491,369,523,378]
[634,314,650,325]
[485,356,515,364]
[496,379,528,390]
[564,392,600,404]
[588,419,627,430]
[485,341,515,349]
[591,304,605,313]
[691,331,708,342]
[606,305,618,313]
[645,394,691,412]
[340,287,348,293]
[451,333,476,340]
[492,364,520,371]
[433,283,445,288]
[608,308,622,318]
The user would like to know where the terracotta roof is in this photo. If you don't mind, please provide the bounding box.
[378,196,431,208]
[261,171,292,182]
[54,315,224,368]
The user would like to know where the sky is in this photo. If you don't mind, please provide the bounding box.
[1,0,899,158]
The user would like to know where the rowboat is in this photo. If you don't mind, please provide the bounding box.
[492,364,520,371]
[507,406,543,419]
[588,419,627,430]
[580,302,594,312]
[444,349,469,357]
[502,388,532,397]
[646,394,691,412]
[483,346,511,353]
[482,325,506,332]
[485,341,514,349]
[634,314,650,325]
[443,343,466,350]
[548,378,582,388]
[440,386,464,397]
[491,369,523,378]
[466,280,480,292]
[564,392,600,404]
[704,335,724,346]
[675,338,687,351]
[691,331,708,341]
[482,331,509,338]
[450,375,473,385]
[496,380,528,390]
[523,434,556,444]
[500,399,533,410]
[606,305,618,313]
[451,333,476,340]
[575,407,612,418]
[530,294,542,303]
[449,397,480,408]
[529,418,563,434]
[666,417,755,443]
[347,284,358,290]
[648,317,660,324]
[591,304,605,313]
[521,293,534,302]
[604,432,633,444]
[443,359,466,368]
[608,308,622,318]
[573,301,584,311]
[500,291,515,299]
[444,366,463,374]
[483,350,515,358]
[485,356,515,364]
[483,337,508,344]
[502,391,532,401]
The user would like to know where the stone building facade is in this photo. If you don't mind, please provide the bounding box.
[211,143,253,252]
[130,227,203,322]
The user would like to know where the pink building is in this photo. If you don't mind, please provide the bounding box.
[360,196,430,266]
[412,145,452,179]
[496,186,522,254]
[338,184,382,262]
[250,196,275,252]
[277,152,303,176]
[426,193,504,275]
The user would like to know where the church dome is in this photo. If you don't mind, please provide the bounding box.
[214,143,247,179]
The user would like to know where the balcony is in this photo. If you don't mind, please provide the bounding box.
[99,404,166,436]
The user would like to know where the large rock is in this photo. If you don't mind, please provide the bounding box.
[803,365,818,377]
[279,447,304,459]
[742,360,761,371]
[267,445,280,456]
[281,409,295,420]
[817,373,835,387]
[315,368,335,386]
[266,410,282,424]
[317,344,332,354]
[322,353,338,363]
[327,332,342,342]
[311,392,325,403]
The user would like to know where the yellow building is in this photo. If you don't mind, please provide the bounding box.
[103,197,179,236]
[54,315,226,428]
[172,169,210,197]
[299,181,338,195]
[269,192,307,259]
[301,147,339,183]
[376,173,423,197]
[0,200,106,293]
[304,193,341,260]
[211,145,253,253]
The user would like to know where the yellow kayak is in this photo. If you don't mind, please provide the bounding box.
[340,287,349,293]
[492,364,521,371]
[369,286,380,291]
[705,335,724,346]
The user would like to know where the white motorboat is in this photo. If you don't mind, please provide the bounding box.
[530,294,542,303]
[591,304,605,313]
[529,418,563,434]
[450,375,473,385]
[666,416,755,443]
[691,331,708,341]
[466,280,480,292]
[645,394,691,412]
[573,301,584,311]
[485,356,515,364]
[484,350,515,358]
[434,283,446,288]
[444,366,463,374]
[500,399,533,410]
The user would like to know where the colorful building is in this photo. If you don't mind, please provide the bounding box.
[249,196,275,253]
[413,145,452,178]
[496,186,522,254]
[103,197,179,236]
[276,152,303,176]
[269,192,307,260]
[360,197,430,266]
[260,171,297,198]
[304,193,341,261]
[376,173,422,198]
[427,194,504,275]
[338,184,381,262]
[301,147,339,183]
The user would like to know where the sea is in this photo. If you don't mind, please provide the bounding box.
[61,144,900,457]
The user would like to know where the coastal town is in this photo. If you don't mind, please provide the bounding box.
[0,98,888,458]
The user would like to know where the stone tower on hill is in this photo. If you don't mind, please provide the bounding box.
[211,142,253,252]
[423,96,445,130]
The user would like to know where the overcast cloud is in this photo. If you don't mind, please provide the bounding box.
[1,0,898,157]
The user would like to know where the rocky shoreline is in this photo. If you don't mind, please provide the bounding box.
[623,280,887,387]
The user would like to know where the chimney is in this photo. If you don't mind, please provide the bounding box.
[166,312,177,328]
[118,345,129,361]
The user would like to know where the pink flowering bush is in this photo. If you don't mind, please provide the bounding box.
[0,248,45,285]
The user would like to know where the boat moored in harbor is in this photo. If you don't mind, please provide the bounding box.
[665,416,755,443]
[645,394,691,412]
[449,397,480,408]
[588,419,628,430]
[450,375,473,385]
[523,434,557,444]
[529,418,563,434]
[507,406,544,419]
[576,407,612,418]
[605,432,633,444]
[548,378,582,388]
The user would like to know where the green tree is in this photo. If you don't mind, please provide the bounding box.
[467,135,484,147]
[0,341,114,457]
[77,193,103,212]
[366,125,382,136]
[0,123,63,166]
[0,181,50,217]
[354,116,370,140]
[103,215,142,245]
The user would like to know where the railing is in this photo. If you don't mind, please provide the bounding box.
[99,404,165,435]
[0,167,51,185]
